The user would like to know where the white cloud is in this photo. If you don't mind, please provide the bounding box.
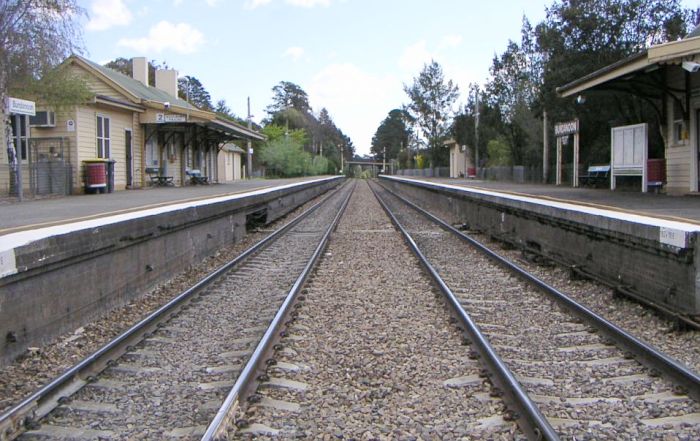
[244,0,330,8]
[86,0,132,31]
[205,0,221,6]
[308,63,403,155]
[244,0,272,9]
[117,21,205,54]
[285,0,331,7]
[439,34,463,49]
[398,40,434,76]
[283,46,305,62]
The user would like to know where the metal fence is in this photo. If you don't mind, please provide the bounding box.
[394,165,546,184]
[395,167,450,177]
[1,137,73,199]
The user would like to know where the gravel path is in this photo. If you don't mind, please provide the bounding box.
[375,182,700,440]
[0,189,333,417]
[234,179,520,440]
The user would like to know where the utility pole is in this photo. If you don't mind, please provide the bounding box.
[382,146,386,173]
[543,109,549,183]
[340,145,344,174]
[474,87,480,179]
[246,97,253,179]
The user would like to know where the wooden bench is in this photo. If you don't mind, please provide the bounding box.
[186,169,209,185]
[146,167,174,187]
[579,165,610,188]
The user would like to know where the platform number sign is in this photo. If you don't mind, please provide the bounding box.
[0,249,17,278]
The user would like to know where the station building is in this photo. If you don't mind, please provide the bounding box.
[1,56,263,195]
[557,27,700,195]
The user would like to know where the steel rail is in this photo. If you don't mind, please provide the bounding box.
[201,181,355,441]
[377,181,700,402]
[0,180,347,441]
[368,181,558,441]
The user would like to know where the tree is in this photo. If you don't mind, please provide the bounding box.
[265,81,311,116]
[371,109,411,163]
[403,60,459,167]
[1,0,86,165]
[178,75,213,111]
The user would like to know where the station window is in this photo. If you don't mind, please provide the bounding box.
[10,115,29,162]
[96,115,111,158]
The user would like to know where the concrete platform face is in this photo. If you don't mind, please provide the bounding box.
[0,176,344,365]
[0,177,333,234]
[380,176,700,320]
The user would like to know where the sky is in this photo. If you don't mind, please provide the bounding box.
[78,0,696,156]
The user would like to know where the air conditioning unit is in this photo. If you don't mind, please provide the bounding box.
[30,111,56,128]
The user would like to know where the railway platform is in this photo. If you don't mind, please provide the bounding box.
[407,176,700,224]
[0,176,332,234]
[380,175,700,325]
[0,175,344,364]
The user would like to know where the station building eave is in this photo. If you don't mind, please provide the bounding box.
[557,36,700,98]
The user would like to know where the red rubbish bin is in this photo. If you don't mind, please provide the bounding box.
[84,160,107,193]
[647,158,665,183]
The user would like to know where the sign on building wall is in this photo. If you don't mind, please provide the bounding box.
[5,97,36,116]
[156,113,187,123]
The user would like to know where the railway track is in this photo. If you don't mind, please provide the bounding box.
[218,179,525,439]
[0,180,353,440]
[370,180,700,440]
[4,178,699,439]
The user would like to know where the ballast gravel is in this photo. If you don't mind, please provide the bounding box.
[235,180,519,439]
[0,192,326,416]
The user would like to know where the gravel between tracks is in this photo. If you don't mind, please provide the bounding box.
[236,180,519,440]
[0,192,328,416]
[474,232,700,374]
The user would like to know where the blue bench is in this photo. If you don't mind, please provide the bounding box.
[579,165,610,188]
[186,169,209,185]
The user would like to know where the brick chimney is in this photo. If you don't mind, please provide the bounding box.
[132,57,148,86]
[155,69,178,99]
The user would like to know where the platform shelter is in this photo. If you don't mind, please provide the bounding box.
[557,26,700,195]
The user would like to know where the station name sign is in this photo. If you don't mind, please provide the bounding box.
[5,97,36,116]
[156,113,187,123]
[554,119,579,137]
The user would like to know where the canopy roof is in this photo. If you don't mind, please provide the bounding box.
[557,35,700,98]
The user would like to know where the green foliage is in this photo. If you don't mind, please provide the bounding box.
[178,75,212,111]
[1,1,86,95]
[260,138,307,177]
[415,154,426,169]
[13,64,92,110]
[451,0,695,174]
[486,137,512,166]
[266,81,311,116]
[371,109,412,161]
[261,124,308,146]
[403,60,459,167]
[262,82,355,170]
[259,136,329,178]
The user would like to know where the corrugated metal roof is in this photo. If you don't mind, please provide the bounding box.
[74,55,197,111]
[221,143,246,153]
